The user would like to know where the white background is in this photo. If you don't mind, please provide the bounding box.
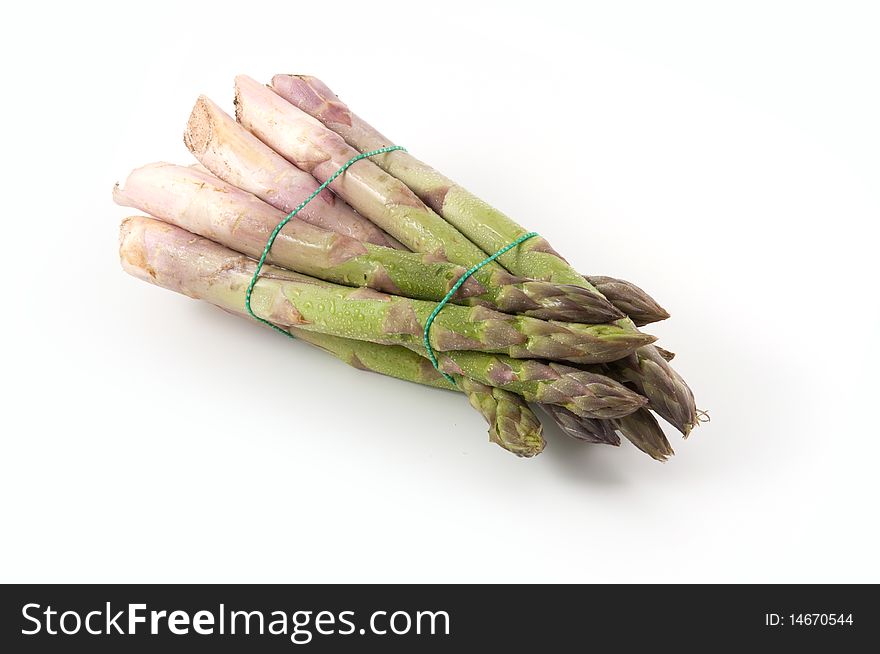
[1,1,878,583]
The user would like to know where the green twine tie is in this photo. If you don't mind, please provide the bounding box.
[422,231,537,384]
[245,145,407,337]
[245,146,538,387]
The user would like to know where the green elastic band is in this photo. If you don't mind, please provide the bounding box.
[245,145,407,337]
[245,144,538,388]
[423,231,537,384]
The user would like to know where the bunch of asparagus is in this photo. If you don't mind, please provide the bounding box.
[115,74,698,460]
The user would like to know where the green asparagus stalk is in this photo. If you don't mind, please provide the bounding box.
[270,74,697,435]
[295,331,664,457]
[189,91,669,327]
[184,95,404,249]
[114,162,624,323]
[115,215,651,363]
[206,287,541,455]
[539,404,620,446]
[456,377,545,456]
[296,330,667,457]
[585,275,670,327]
[119,216,647,419]
[286,330,545,456]
[289,328,452,389]
[269,74,576,284]
[233,75,624,324]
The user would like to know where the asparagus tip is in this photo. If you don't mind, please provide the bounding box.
[489,426,546,458]
[681,409,711,439]
[615,409,675,462]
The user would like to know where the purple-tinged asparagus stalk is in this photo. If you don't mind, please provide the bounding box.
[233,75,624,325]
[654,346,675,362]
[184,95,404,249]
[425,352,647,419]
[585,275,670,327]
[271,74,698,435]
[542,402,672,460]
[539,404,621,446]
[119,217,647,419]
[614,409,674,462]
[114,162,488,303]
[542,398,675,460]
[608,351,694,439]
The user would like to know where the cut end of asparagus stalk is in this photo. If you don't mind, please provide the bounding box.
[184,94,406,250]
[614,409,675,462]
[112,162,494,303]
[182,95,214,154]
[585,275,670,326]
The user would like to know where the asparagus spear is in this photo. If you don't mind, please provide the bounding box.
[112,163,486,306]
[234,75,624,324]
[290,328,451,388]
[654,346,675,362]
[114,162,619,323]
[435,351,646,419]
[614,408,674,462]
[269,74,575,284]
[119,216,647,419]
[114,162,488,303]
[271,74,697,435]
[585,275,670,327]
[608,351,694,439]
[544,392,679,462]
[285,330,545,457]
[295,331,671,457]
[187,93,668,325]
[184,95,404,249]
[541,401,672,460]
[117,213,624,455]
[455,377,545,456]
[293,331,670,457]
[189,91,669,327]
[116,215,651,363]
[296,327,652,457]
[539,404,620,446]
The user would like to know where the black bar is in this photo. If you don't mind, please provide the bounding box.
[1,584,875,651]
